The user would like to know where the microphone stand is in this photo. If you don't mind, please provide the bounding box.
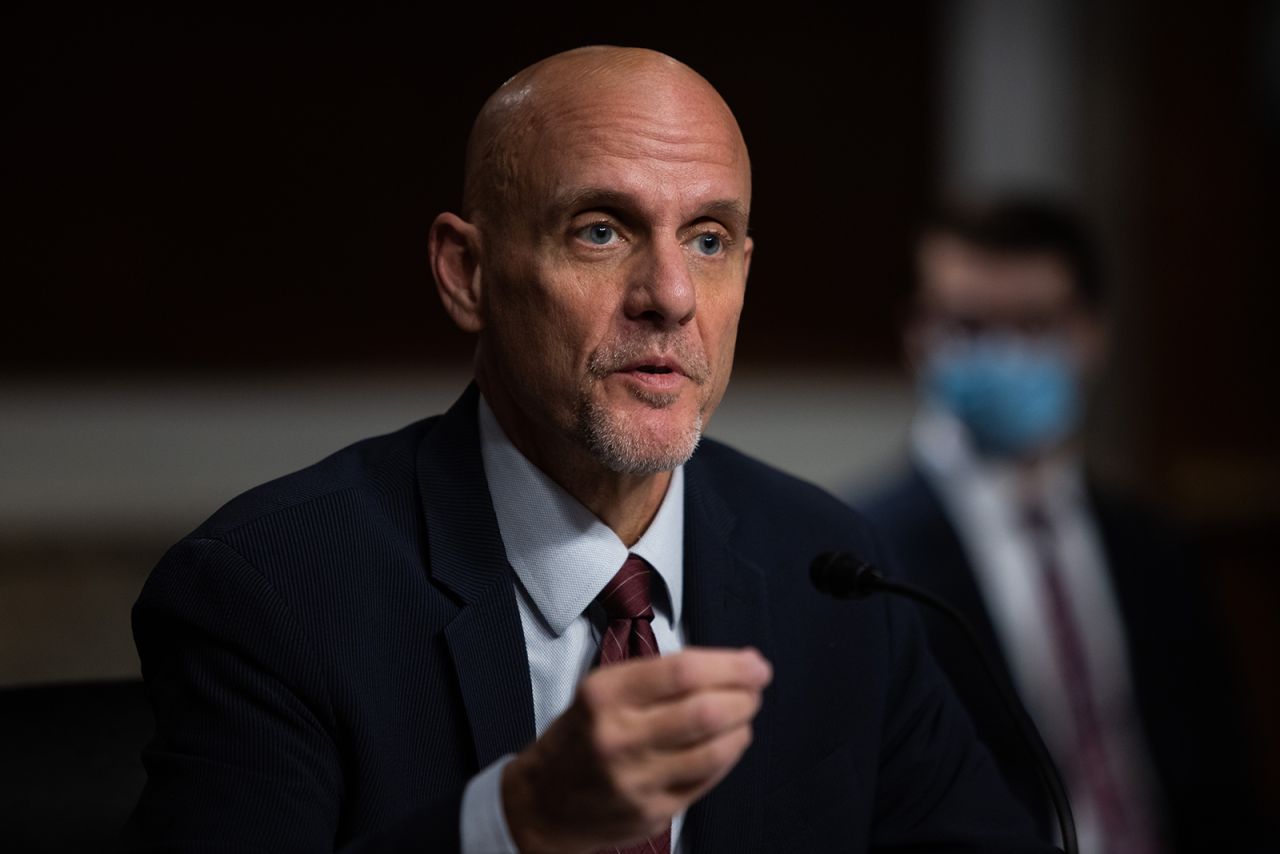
[846,564,1078,854]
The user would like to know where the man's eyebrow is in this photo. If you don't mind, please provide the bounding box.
[547,188,749,231]
[550,188,638,218]
[692,199,750,232]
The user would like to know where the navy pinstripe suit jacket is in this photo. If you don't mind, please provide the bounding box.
[123,385,1052,852]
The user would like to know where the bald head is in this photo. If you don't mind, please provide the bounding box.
[462,46,750,225]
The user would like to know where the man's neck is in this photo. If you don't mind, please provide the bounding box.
[478,383,671,547]
[561,466,672,547]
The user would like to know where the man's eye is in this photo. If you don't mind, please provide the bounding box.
[579,224,618,246]
[694,233,723,256]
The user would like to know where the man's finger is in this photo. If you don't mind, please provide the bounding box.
[632,687,763,749]
[654,722,755,792]
[581,647,771,708]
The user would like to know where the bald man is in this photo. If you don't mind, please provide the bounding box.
[124,48,1052,852]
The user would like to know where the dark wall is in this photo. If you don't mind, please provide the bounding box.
[1123,1,1280,807]
[4,8,937,374]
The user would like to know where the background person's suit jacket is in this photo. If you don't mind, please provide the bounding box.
[122,386,1053,852]
[858,465,1267,853]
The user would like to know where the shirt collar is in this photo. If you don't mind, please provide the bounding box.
[910,403,1086,512]
[477,395,684,637]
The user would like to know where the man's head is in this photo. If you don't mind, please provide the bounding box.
[430,47,753,481]
[906,199,1107,459]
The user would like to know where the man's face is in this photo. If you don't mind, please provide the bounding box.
[474,73,753,476]
[906,233,1107,457]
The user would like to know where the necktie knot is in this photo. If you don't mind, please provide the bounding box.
[596,555,661,666]
[598,554,656,623]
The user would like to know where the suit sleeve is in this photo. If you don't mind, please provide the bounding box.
[870,595,1060,852]
[121,537,463,853]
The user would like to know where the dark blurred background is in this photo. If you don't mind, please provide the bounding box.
[2,0,1276,837]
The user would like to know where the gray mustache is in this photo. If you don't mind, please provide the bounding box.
[587,335,711,384]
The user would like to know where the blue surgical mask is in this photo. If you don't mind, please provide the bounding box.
[922,335,1081,457]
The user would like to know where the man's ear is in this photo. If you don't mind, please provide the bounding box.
[429,212,485,333]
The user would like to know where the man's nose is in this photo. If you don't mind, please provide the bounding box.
[624,239,697,328]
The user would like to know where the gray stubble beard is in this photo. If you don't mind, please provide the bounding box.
[576,387,704,476]
[574,335,710,475]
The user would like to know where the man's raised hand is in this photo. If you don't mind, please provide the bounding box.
[501,647,772,853]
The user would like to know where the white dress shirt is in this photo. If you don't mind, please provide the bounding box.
[460,395,688,852]
[911,407,1165,854]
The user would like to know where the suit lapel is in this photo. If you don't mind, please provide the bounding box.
[417,384,537,768]
[681,457,769,853]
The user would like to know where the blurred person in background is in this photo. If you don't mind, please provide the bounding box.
[852,198,1265,854]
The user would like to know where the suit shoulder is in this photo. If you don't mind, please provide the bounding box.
[191,416,440,540]
[693,437,877,542]
[853,466,946,532]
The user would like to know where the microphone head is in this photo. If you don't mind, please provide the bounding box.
[810,551,884,600]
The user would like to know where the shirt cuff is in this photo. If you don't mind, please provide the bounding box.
[460,753,519,854]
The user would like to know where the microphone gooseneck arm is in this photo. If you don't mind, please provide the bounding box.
[811,552,1078,854]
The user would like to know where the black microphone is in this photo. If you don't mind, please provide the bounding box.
[811,551,1078,854]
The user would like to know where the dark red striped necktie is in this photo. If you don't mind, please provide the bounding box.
[594,554,671,854]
